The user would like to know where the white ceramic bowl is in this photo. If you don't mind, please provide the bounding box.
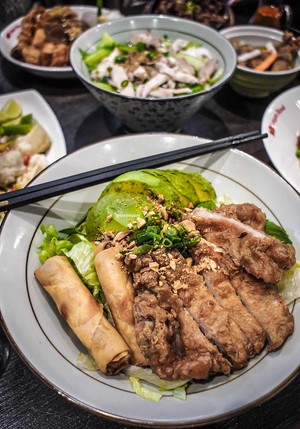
[220,25,300,98]
[262,85,300,192]
[70,15,236,132]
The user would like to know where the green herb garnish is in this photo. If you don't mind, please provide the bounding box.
[130,218,200,256]
[265,219,292,244]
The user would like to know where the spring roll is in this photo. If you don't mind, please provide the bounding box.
[94,246,147,366]
[34,255,130,376]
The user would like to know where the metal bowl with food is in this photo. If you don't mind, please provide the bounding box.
[70,14,236,132]
[220,25,300,98]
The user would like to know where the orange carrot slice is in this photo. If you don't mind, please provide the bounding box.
[255,52,278,71]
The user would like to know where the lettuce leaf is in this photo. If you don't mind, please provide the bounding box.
[38,224,74,263]
[129,377,162,402]
[125,365,190,391]
[278,261,300,304]
[265,219,292,244]
[76,353,98,371]
[37,224,102,300]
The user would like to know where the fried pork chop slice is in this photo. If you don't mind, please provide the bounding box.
[190,207,296,284]
[134,286,230,380]
[214,203,266,230]
[127,254,231,379]
[231,271,294,351]
[191,241,266,358]
[146,249,249,368]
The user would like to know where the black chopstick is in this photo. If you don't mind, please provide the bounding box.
[0,131,267,212]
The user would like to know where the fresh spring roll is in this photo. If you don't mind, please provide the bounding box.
[34,255,130,376]
[94,246,147,366]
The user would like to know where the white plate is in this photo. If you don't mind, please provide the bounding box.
[262,85,300,193]
[0,6,98,79]
[0,134,299,427]
[0,89,66,164]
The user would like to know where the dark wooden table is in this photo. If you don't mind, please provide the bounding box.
[0,5,300,428]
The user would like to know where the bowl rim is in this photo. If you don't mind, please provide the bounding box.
[220,24,300,76]
[70,14,237,101]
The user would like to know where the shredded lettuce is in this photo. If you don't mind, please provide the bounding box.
[76,353,98,371]
[278,261,300,304]
[173,386,187,400]
[75,357,188,401]
[125,366,189,400]
[129,377,163,402]
[65,241,99,292]
[38,224,74,263]
[37,224,102,301]
[125,366,190,391]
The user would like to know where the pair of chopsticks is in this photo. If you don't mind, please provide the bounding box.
[0,131,267,212]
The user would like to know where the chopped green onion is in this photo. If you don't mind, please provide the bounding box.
[129,219,200,256]
[114,54,127,63]
[121,80,129,88]
[135,42,147,52]
[146,51,158,60]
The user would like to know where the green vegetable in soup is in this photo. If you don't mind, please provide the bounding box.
[82,47,113,69]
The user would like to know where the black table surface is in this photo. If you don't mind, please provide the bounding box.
[0,4,300,429]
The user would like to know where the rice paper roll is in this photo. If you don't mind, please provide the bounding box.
[94,246,147,366]
[34,255,130,375]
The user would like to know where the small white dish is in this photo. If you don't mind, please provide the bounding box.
[0,133,299,427]
[0,6,98,79]
[262,85,300,193]
[0,89,66,166]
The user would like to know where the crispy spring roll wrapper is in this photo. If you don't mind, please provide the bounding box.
[94,246,147,366]
[34,255,130,376]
